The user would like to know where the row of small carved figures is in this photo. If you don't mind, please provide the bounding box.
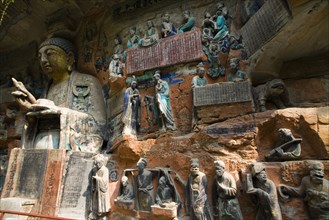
[113,158,328,219]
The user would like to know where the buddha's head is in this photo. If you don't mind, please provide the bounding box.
[38,37,76,81]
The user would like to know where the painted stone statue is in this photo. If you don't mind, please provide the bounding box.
[122,77,141,135]
[89,154,110,220]
[178,10,196,33]
[278,161,329,220]
[161,13,177,38]
[154,70,176,131]
[141,20,159,47]
[109,54,123,78]
[185,158,213,220]
[265,128,302,161]
[212,160,243,220]
[192,62,208,88]
[127,26,141,49]
[252,79,292,112]
[11,37,106,153]
[136,158,154,211]
[113,35,124,59]
[246,163,282,220]
[228,58,246,82]
[207,42,225,78]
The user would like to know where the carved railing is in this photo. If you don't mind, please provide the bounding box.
[126,29,203,74]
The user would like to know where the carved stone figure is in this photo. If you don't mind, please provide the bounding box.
[246,163,282,220]
[185,158,213,220]
[265,128,302,161]
[213,8,229,42]
[113,35,124,59]
[141,20,159,47]
[212,160,243,220]
[228,58,246,82]
[122,77,141,135]
[127,26,141,48]
[207,42,225,78]
[11,37,106,153]
[89,154,110,220]
[154,70,176,131]
[215,1,230,28]
[278,161,329,220]
[136,158,154,211]
[116,175,134,202]
[192,63,208,88]
[156,176,174,206]
[161,13,177,38]
[252,79,292,112]
[178,10,196,33]
[109,54,123,78]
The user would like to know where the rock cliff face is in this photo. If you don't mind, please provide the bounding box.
[0,0,328,219]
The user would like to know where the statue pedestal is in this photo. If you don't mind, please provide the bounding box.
[114,199,134,210]
[151,203,177,219]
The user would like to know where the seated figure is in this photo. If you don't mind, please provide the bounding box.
[12,37,107,153]
[227,58,246,82]
[178,10,196,33]
[156,176,174,207]
[116,176,134,202]
[265,128,302,161]
[141,20,159,47]
[127,26,141,49]
[109,54,123,78]
[160,13,177,38]
[192,62,208,88]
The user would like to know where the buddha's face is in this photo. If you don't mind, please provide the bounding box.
[38,45,72,80]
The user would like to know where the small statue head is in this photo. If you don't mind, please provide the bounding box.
[121,175,129,186]
[114,35,122,45]
[94,154,106,169]
[159,176,166,187]
[137,158,148,173]
[204,12,212,19]
[230,58,240,70]
[147,20,154,28]
[217,1,225,10]
[154,70,161,81]
[130,76,137,88]
[278,128,292,140]
[309,161,324,184]
[38,37,76,80]
[183,10,191,19]
[252,163,267,183]
[129,27,137,36]
[162,13,170,22]
[190,158,200,176]
[196,62,205,78]
[214,160,225,177]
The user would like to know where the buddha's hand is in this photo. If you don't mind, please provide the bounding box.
[11,78,37,110]
[26,108,61,117]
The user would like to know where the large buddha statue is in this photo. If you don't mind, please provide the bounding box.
[12,37,107,153]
